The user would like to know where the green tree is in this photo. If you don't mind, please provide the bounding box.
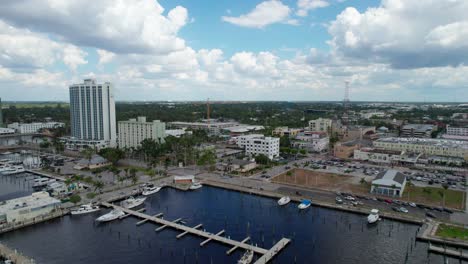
[69,194,81,205]
[92,180,104,193]
[279,135,291,148]
[254,154,269,165]
[99,148,125,165]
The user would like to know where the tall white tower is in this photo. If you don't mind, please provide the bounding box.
[69,79,117,148]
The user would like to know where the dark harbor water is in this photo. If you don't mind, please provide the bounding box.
[0,186,459,264]
[0,173,34,201]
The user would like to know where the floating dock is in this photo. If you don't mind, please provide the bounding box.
[101,202,290,262]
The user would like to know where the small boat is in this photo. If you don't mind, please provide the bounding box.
[96,209,125,222]
[277,196,291,206]
[142,186,161,196]
[189,182,203,190]
[335,197,343,204]
[120,196,146,209]
[367,209,379,224]
[298,199,311,210]
[71,204,100,215]
[2,165,25,175]
[238,250,254,264]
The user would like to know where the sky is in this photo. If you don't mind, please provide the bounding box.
[0,0,468,102]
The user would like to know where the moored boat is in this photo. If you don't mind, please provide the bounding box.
[277,196,291,206]
[298,199,311,210]
[2,165,25,175]
[120,196,146,209]
[367,209,379,224]
[238,250,254,264]
[142,186,161,196]
[96,209,125,222]
[189,181,203,190]
[71,204,100,215]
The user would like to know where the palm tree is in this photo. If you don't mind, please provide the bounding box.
[442,183,449,208]
[92,180,104,193]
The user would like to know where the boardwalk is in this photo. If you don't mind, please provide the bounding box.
[102,202,290,261]
[0,243,35,264]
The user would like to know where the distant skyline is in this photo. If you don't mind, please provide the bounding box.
[1,0,468,102]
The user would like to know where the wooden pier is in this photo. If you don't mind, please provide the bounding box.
[102,202,290,261]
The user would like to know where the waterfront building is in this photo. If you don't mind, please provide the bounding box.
[0,192,61,224]
[442,125,468,141]
[118,116,166,149]
[308,118,332,133]
[7,122,64,134]
[292,131,329,152]
[237,134,280,160]
[374,137,468,161]
[73,154,111,170]
[371,170,407,197]
[68,79,117,149]
[400,124,435,138]
[174,175,194,184]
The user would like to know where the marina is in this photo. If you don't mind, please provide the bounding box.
[0,185,458,263]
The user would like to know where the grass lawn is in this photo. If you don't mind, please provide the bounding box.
[402,186,465,209]
[436,224,468,241]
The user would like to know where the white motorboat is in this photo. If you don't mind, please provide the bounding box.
[238,250,254,264]
[277,196,291,206]
[33,178,56,188]
[189,182,203,190]
[71,204,100,215]
[298,199,311,210]
[0,165,11,173]
[367,209,380,224]
[96,209,125,222]
[2,165,25,175]
[142,186,161,196]
[120,196,146,209]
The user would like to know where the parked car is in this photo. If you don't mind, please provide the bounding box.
[399,207,408,213]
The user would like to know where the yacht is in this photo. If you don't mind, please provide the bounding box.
[96,209,125,222]
[0,165,11,173]
[71,204,100,215]
[367,209,380,224]
[33,178,56,188]
[2,165,25,175]
[238,250,254,264]
[142,186,161,196]
[277,196,291,206]
[120,196,146,209]
[189,181,203,190]
[298,199,311,210]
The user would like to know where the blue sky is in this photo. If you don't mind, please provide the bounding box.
[0,0,467,102]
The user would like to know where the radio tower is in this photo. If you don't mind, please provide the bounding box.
[343,81,350,125]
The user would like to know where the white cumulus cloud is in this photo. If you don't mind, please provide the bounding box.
[222,0,293,28]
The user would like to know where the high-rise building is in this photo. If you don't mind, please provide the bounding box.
[118,116,166,148]
[237,134,280,160]
[68,79,116,149]
[308,118,332,133]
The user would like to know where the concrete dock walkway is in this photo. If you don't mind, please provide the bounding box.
[101,202,290,261]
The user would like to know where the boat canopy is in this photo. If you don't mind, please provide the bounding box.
[371,209,379,214]
[300,199,311,205]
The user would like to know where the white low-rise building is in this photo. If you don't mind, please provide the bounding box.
[371,170,407,197]
[0,127,15,135]
[374,137,468,161]
[8,122,64,134]
[165,129,192,138]
[118,116,166,148]
[0,192,61,224]
[237,134,280,160]
[443,125,468,141]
